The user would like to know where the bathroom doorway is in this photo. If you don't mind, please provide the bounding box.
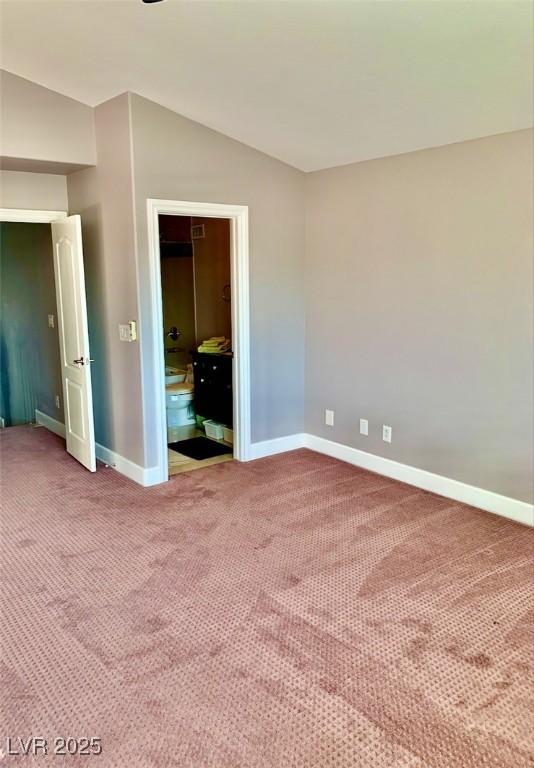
[159,213,234,475]
[147,199,250,483]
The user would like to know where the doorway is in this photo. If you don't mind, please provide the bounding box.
[146,199,251,482]
[0,208,96,472]
[0,221,64,432]
[160,214,234,475]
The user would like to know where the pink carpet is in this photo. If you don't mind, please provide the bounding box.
[1,425,533,767]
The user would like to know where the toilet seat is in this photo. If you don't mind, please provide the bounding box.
[166,381,194,394]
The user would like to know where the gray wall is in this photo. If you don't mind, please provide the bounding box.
[305,129,534,503]
[0,70,95,167]
[67,94,143,464]
[130,94,305,464]
[2,72,530,502]
[0,222,63,426]
[0,170,68,210]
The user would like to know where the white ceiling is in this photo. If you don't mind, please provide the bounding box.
[1,0,532,171]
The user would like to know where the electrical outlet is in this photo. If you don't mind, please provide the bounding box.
[325,409,334,427]
[382,425,392,443]
[55,395,61,409]
[48,314,55,328]
[359,418,368,436]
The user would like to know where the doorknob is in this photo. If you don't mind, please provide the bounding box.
[73,357,95,366]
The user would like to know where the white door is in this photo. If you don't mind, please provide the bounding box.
[51,215,96,471]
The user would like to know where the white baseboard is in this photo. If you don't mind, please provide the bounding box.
[95,443,163,487]
[304,434,534,527]
[246,428,533,527]
[248,433,307,460]
[35,409,160,487]
[35,409,66,438]
[35,410,532,525]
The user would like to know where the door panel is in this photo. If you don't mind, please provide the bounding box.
[65,380,85,440]
[51,215,95,471]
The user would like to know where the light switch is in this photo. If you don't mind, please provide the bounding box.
[119,321,137,342]
[119,321,138,342]
[119,324,129,342]
[48,314,55,328]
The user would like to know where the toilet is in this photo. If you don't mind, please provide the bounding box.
[166,380,196,440]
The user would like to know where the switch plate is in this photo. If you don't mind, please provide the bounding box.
[119,321,137,342]
[55,395,61,409]
[325,409,334,427]
[383,425,392,443]
[48,314,55,328]
[360,418,368,436]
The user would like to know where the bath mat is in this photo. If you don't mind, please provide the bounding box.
[168,436,232,460]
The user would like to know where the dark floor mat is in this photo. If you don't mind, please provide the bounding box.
[168,436,232,461]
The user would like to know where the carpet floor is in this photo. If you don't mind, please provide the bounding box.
[0,425,532,767]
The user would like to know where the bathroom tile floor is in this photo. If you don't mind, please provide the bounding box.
[168,426,233,476]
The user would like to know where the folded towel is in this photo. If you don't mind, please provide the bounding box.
[198,337,231,354]
[198,346,230,354]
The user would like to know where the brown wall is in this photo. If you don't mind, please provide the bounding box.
[159,215,231,369]
[192,217,231,344]
[160,215,195,370]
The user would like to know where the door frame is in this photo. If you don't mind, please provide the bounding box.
[0,208,67,223]
[146,199,251,482]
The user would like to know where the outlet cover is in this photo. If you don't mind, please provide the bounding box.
[48,314,55,328]
[55,395,61,409]
[325,409,334,427]
[359,418,368,436]
[382,425,392,443]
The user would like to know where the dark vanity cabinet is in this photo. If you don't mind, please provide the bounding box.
[192,352,233,427]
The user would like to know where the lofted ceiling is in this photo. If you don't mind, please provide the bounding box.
[0,0,532,171]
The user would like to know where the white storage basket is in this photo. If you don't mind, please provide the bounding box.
[204,420,224,440]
